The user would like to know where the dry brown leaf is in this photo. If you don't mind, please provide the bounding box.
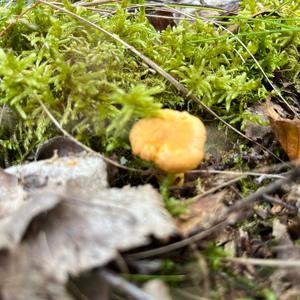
[35,136,84,160]
[0,154,175,300]
[265,101,300,160]
[176,190,227,236]
[0,185,174,300]
[0,189,62,251]
[147,10,175,31]
[6,154,108,194]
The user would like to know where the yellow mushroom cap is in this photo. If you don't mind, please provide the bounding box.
[129,109,206,173]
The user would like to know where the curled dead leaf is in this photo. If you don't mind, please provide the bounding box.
[147,10,175,31]
[265,101,300,160]
[0,189,63,251]
[35,136,84,160]
[176,190,227,237]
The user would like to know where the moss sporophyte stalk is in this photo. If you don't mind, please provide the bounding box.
[0,0,299,165]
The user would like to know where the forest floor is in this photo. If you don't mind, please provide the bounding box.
[0,0,300,299]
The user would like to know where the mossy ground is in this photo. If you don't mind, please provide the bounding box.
[0,0,300,299]
[0,0,299,164]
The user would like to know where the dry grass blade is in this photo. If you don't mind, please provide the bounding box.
[188,169,285,179]
[75,0,119,7]
[38,0,283,163]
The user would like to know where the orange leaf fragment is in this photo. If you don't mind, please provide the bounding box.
[265,101,300,160]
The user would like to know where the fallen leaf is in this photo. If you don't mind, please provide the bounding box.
[265,100,300,160]
[35,136,84,160]
[0,170,25,216]
[0,185,174,299]
[176,190,227,236]
[6,154,108,193]
[147,9,175,31]
[0,189,62,251]
[0,154,175,299]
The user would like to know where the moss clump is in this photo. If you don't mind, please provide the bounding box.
[0,0,299,165]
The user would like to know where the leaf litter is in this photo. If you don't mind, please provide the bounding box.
[176,190,227,237]
[0,154,175,299]
[0,0,300,299]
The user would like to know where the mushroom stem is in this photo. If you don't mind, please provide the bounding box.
[159,173,177,201]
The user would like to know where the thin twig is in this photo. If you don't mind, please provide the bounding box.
[75,0,119,7]
[227,166,300,212]
[190,158,298,176]
[189,169,286,200]
[192,175,245,200]
[188,169,285,179]
[262,194,297,212]
[128,12,186,22]
[129,220,229,259]
[124,2,225,11]
[189,166,287,200]
[224,257,300,268]
[99,270,156,300]
[39,0,283,163]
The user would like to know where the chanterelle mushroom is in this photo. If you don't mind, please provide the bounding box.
[129,109,206,173]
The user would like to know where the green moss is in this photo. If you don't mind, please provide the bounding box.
[0,0,299,164]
